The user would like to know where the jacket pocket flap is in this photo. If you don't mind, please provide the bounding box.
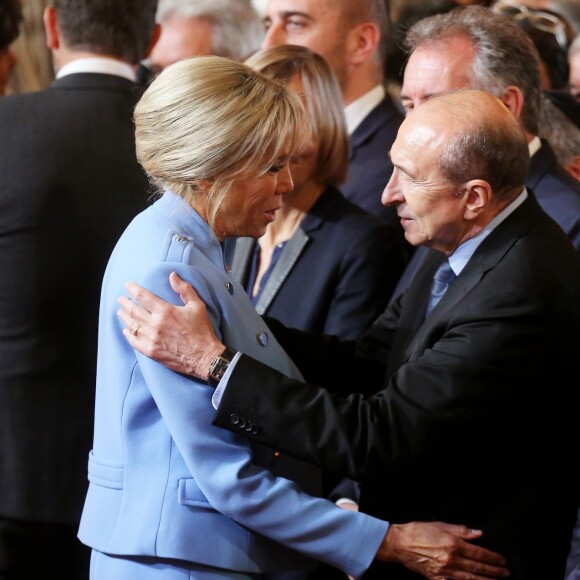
[87,450,123,489]
[178,478,212,508]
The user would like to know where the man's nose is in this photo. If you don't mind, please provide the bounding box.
[261,24,286,48]
[381,171,401,206]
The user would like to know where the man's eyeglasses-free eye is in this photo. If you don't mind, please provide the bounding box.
[491,1,570,51]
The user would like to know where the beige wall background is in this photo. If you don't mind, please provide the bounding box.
[6,0,53,94]
[251,0,267,15]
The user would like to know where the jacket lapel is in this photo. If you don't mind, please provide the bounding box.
[230,237,254,287]
[254,229,310,315]
[348,95,401,160]
[396,192,544,366]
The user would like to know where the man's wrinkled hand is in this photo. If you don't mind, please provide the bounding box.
[377,521,509,579]
[117,272,224,379]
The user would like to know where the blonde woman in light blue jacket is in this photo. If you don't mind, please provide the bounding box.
[78,56,491,580]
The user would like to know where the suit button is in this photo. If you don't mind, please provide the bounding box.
[230,414,239,425]
[251,424,260,435]
[224,282,234,295]
[238,417,246,428]
[256,332,268,346]
[244,420,254,432]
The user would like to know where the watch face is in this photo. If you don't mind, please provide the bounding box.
[211,358,229,379]
[208,348,236,385]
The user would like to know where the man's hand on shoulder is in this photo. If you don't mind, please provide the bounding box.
[117,271,224,380]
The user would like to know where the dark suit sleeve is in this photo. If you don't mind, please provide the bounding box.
[214,286,562,482]
[261,316,385,392]
[213,354,382,479]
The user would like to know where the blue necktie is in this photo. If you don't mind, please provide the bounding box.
[426,260,456,316]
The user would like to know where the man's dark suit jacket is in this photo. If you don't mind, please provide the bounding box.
[230,187,406,340]
[0,73,150,526]
[213,191,580,579]
[341,95,404,225]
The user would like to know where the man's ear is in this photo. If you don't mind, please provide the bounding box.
[499,85,525,123]
[462,179,492,220]
[143,23,162,59]
[44,6,59,50]
[346,22,379,66]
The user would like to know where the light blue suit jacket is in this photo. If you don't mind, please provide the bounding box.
[78,192,387,578]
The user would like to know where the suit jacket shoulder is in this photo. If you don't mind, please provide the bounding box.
[341,95,405,227]
[527,140,580,253]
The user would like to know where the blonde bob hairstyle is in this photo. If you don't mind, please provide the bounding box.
[134,56,309,229]
[245,45,348,187]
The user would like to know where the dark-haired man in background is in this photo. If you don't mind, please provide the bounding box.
[0,0,159,576]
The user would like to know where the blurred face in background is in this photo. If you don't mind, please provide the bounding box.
[400,36,476,114]
[261,0,349,91]
[149,16,213,74]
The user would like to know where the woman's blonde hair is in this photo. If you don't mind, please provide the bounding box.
[134,55,308,228]
[245,45,348,186]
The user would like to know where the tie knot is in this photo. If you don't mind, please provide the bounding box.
[433,260,456,286]
[427,260,456,316]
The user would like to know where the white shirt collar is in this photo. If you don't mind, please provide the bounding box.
[344,84,386,135]
[56,57,137,82]
[528,135,541,157]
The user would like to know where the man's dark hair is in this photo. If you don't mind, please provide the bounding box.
[0,0,22,50]
[53,0,158,64]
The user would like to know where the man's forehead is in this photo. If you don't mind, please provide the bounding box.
[402,44,474,99]
[399,111,448,150]
[265,0,338,19]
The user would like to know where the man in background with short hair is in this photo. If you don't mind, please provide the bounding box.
[0,0,159,576]
[139,0,264,85]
